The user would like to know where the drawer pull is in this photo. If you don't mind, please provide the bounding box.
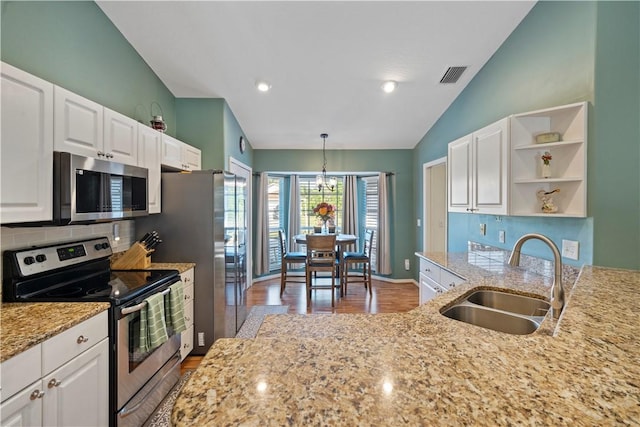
[30,390,45,400]
[77,335,89,344]
[48,378,61,388]
[448,282,456,288]
[424,268,431,272]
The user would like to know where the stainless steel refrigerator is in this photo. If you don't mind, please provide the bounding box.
[136,170,247,355]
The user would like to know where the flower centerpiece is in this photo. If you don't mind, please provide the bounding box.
[313,201,335,229]
[541,151,552,178]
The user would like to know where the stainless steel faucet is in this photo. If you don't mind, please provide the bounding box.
[508,233,564,319]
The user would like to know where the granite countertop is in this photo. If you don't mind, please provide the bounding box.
[147,262,196,274]
[172,250,640,426]
[1,302,110,362]
[0,262,194,363]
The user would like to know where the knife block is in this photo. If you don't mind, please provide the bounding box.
[111,242,152,269]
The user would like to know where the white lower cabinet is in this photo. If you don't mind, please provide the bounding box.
[0,379,44,427]
[0,311,109,427]
[417,257,465,304]
[180,268,195,360]
[42,339,108,427]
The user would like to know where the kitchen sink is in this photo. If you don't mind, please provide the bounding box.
[441,305,542,335]
[440,289,549,335]
[465,290,550,317]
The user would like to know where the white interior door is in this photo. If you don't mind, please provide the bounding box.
[229,157,253,287]
[423,158,447,253]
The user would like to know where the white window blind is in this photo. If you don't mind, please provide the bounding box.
[363,176,379,272]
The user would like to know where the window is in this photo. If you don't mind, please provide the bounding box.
[267,176,284,271]
[298,176,343,234]
[362,176,379,271]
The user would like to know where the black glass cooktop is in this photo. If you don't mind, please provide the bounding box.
[8,264,179,306]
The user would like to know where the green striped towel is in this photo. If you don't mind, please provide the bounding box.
[139,292,168,353]
[165,282,187,334]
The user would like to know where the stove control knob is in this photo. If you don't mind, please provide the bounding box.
[94,243,102,250]
[101,242,110,249]
[24,256,35,265]
[36,254,47,263]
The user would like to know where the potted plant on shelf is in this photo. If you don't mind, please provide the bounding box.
[541,151,552,178]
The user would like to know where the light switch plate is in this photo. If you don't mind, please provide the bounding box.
[479,224,486,236]
[499,230,505,243]
[562,239,579,260]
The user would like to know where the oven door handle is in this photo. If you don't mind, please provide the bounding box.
[120,287,172,315]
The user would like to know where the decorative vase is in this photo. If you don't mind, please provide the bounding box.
[541,163,551,179]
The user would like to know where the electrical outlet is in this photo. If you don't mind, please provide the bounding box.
[479,224,486,236]
[417,219,421,227]
[562,240,579,260]
[499,230,505,243]
[404,259,410,270]
[198,332,205,346]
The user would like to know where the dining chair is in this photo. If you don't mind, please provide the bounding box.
[313,226,323,234]
[305,234,339,307]
[278,229,306,297]
[341,229,374,296]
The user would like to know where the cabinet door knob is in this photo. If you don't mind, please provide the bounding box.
[30,389,45,400]
[77,335,89,344]
[48,378,62,388]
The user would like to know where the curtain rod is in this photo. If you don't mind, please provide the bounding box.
[253,171,394,177]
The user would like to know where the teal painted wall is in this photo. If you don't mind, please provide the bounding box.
[591,1,640,268]
[414,2,640,268]
[254,149,414,279]
[175,98,225,170]
[0,1,177,136]
[174,99,253,171]
[223,102,254,169]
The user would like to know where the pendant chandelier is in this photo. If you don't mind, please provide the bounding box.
[316,133,337,192]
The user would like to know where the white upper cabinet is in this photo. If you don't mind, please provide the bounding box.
[161,134,201,171]
[54,87,138,166]
[448,118,509,215]
[510,102,587,217]
[54,86,104,159]
[1,62,54,224]
[448,133,472,212]
[104,107,138,166]
[183,143,202,171]
[138,123,162,214]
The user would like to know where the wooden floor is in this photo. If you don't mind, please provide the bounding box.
[247,274,419,314]
[181,275,419,373]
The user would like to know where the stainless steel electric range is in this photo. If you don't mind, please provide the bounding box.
[3,237,182,427]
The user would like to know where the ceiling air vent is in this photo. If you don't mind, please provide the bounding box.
[439,66,467,84]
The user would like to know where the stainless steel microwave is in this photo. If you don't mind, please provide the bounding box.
[53,152,148,224]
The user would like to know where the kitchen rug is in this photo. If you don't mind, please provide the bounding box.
[143,370,193,427]
[235,305,290,338]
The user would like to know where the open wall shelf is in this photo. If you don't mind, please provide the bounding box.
[510,102,587,217]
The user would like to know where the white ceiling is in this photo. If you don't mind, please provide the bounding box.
[97,1,535,150]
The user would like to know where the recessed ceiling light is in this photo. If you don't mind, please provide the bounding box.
[256,81,271,92]
[381,80,397,93]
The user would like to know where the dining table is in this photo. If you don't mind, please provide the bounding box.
[293,233,358,281]
[293,233,357,247]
